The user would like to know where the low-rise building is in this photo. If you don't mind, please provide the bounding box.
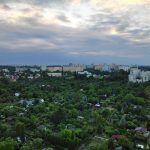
[77,71,92,78]
[102,64,111,72]
[63,64,84,72]
[35,73,41,79]
[109,64,119,71]
[30,68,40,73]
[134,127,149,140]
[118,65,130,72]
[2,68,9,72]
[20,99,33,108]
[94,64,103,71]
[28,75,34,80]
[47,73,62,77]
[15,67,27,72]
[15,92,20,97]
[47,66,62,72]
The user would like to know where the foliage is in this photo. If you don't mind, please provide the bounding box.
[0,138,17,150]
[0,70,149,149]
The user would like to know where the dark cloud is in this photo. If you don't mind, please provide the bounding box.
[1,4,11,10]
[57,15,70,23]
[0,0,150,65]
[19,16,41,26]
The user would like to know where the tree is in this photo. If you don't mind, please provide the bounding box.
[61,129,74,142]
[32,138,43,150]
[47,148,54,150]
[119,115,127,128]
[118,136,134,149]
[15,122,25,142]
[147,119,150,131]
[0,138,17,150]
[101,108,111,119]
[50,108,66,126]
[89,141,108,150]
[144,86,150,99]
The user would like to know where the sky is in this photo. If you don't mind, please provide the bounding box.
[0,0,150,65]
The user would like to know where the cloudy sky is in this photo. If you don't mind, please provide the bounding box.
[0,0,150,65]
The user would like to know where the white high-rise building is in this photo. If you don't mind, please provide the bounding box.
[41,65,47,71]
[128,68,150,83]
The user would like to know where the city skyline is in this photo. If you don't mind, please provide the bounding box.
[0,0,150,65]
